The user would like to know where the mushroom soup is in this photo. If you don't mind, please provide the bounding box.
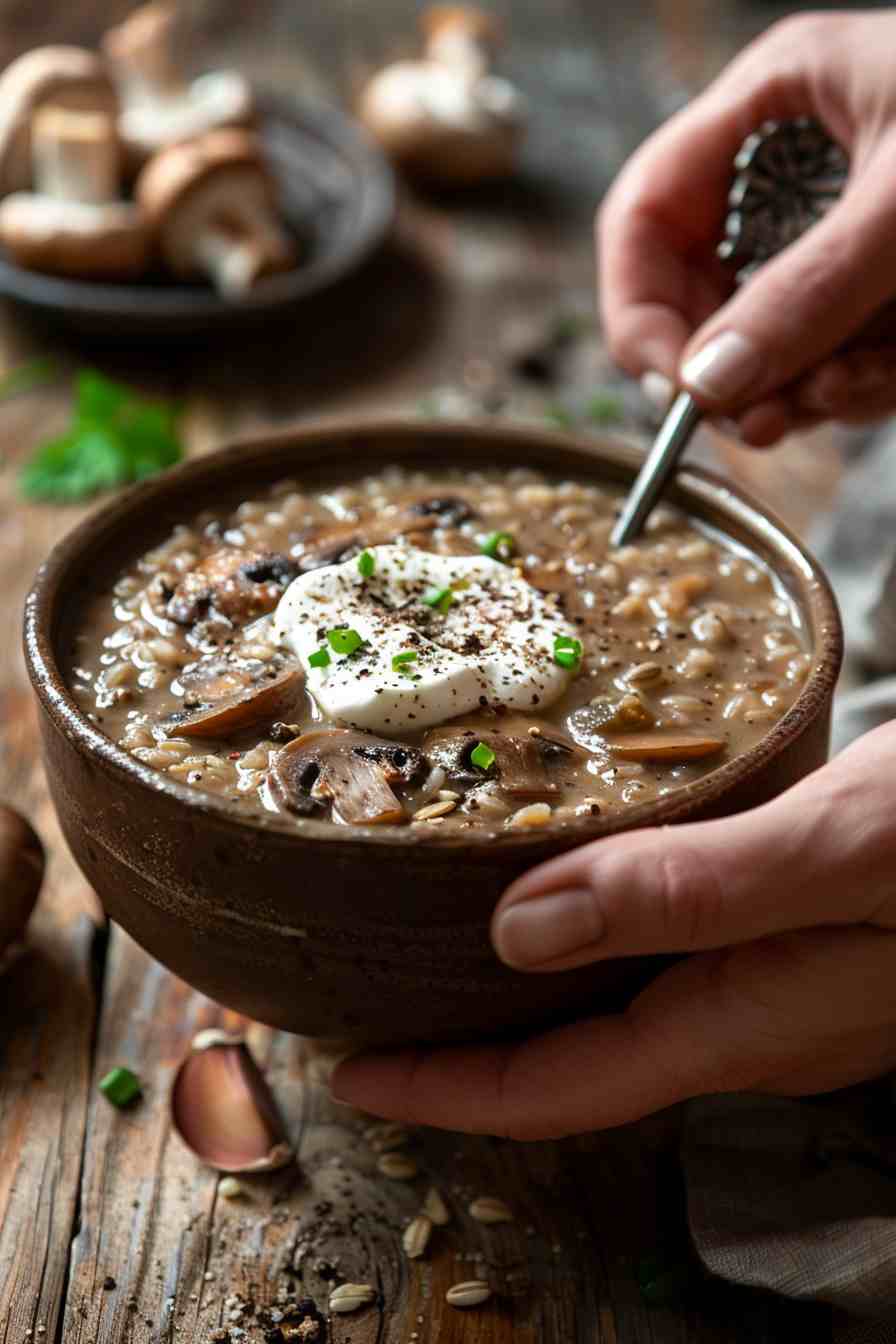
[66,466,810,833]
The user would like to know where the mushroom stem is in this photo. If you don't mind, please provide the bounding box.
[423,8,498,79]
[194,227,275,297]
[103,1,185,100]
[192,205,293,296]
[31,106,119,204]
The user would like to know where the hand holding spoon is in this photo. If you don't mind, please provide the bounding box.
[610,118,849,548]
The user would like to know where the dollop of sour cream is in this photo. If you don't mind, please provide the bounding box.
[274,544,578,734]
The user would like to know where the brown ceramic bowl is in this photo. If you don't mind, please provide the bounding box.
[24,420,842,1045]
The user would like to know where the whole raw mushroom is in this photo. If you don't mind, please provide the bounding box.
[103,1,254,167]
[359,5,525,185]
[135,128,296,295]
[0,45,118,196]
[0,105,150,279]
[0,803,44,955]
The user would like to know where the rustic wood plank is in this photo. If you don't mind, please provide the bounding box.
[60,930,832,1344]
[0,310,101,1344]
[0,1,850,1340]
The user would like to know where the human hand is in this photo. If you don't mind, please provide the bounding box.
[332,722,896,1140]
[599,11,896,446]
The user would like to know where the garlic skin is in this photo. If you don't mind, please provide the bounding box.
[171,1030,294,1173]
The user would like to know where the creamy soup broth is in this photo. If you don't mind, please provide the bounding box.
[66,465,810,833]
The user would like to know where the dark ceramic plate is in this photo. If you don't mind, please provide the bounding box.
[0,93,395,338]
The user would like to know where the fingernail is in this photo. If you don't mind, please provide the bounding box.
[641,369,674,410]
[680,332,760,403]
[494,889,603,969]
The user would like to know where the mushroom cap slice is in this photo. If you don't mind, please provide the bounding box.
[167,547,298,626]
[135,129,295,291]
[269,729,426,826]
[604,732,726,762]
[424,725,580,796]
[168,663,303,740]
[0,193,149,279]
[0,47,118,195]
[293,493,475,571]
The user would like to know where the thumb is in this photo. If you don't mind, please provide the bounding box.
[492,723,896,973]
[678,141,896,411]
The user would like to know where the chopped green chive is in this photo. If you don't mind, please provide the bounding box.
[309,647,331,669]
[480,531,515,563]
[553,634,583,669]
[391,650,419,675]
[99,1066,141,1107]
[357,549,375,578]
[327,627,364,656]
[470,741,496,772]
[422,585,454,612]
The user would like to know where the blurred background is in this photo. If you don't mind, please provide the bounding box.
[0,0,882,505]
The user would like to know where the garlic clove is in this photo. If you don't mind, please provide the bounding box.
[171,1029,294,1173]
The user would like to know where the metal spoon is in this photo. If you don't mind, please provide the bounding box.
[610,118,849,549]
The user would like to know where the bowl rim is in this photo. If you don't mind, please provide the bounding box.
[24,415,843,851]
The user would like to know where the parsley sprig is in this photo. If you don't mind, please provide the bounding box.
[20,369,183,502]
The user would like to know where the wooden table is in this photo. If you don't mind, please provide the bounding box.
[0,2,858,1340]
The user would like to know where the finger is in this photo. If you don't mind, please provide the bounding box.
[331,952,725,1138]
[678,137,896,411]
[599,18,826,378]
[331,926,896,1137]
[736,396,798,447]
[493,723,896,973]
[796,348,896,416]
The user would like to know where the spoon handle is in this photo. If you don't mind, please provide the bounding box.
[609,391,702,548]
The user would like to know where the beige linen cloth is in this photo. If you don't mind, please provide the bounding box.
[682,428,896,1328]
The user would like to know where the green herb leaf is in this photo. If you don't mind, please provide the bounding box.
[327,627,364,656]
[20,369,183,503]
[309,647,331,669]
[480,531,515,562]
[544,402,575,430]
[422,585,454,612]
[392,650,418,670]
[470,741,496,772]
[99,1066,141,1107]
[585,390,624,426]
[553,634,583,669]
[358,550,375,578]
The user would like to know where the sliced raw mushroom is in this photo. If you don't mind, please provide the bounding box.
[135,129,296,296]
[269,729,426,825]
[103,2,254,166]
[167,662,303,740]
[0,45,118,196]
[294,495,475,571]
[0,105,150,279]
[567,694,654,750]
[604,731,726,762]
[406,493,474,527]
[423,725,580,797]
[167,547,298,625]
[359,6,525,186]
